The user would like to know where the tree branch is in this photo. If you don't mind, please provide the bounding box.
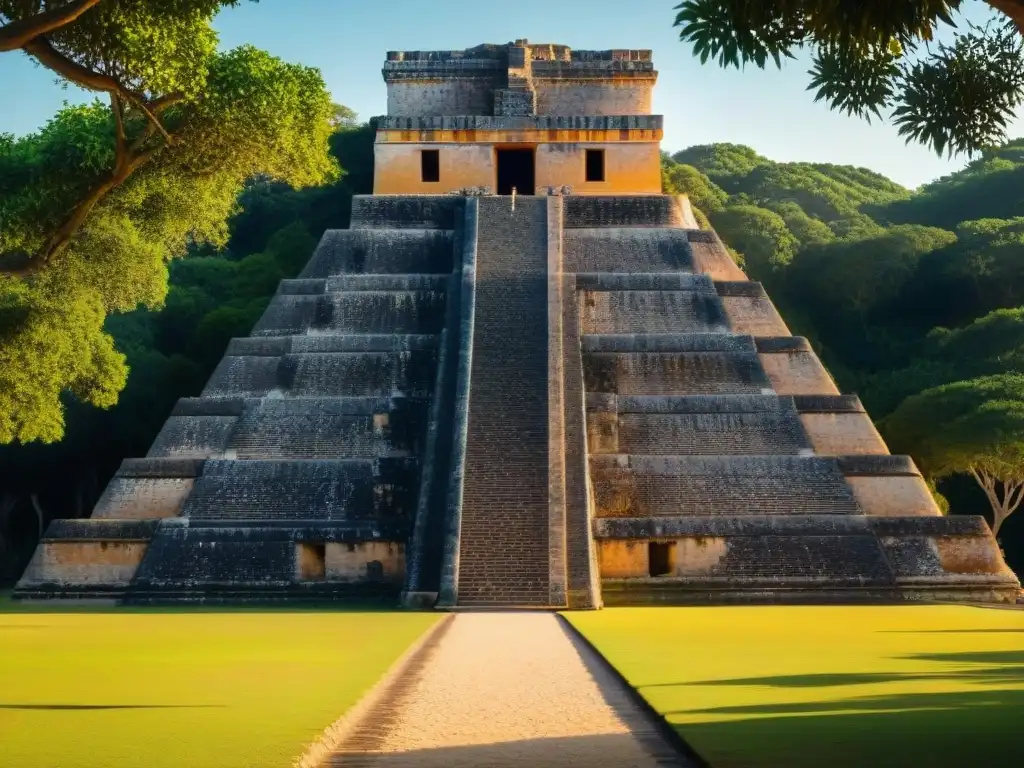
[22,36,173,143]
[0,0,103,52]
[987,0,1024,36]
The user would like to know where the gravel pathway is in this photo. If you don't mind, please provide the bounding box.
[325,612,695,767]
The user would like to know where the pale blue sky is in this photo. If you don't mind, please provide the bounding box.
[1,0,1020,189]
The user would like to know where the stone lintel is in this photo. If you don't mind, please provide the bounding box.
[714,281,766,298]
[755,336,813,354]
[375,128,663,145]
[42,519,160,542]
[117,458,206,479]
[581,333,755,353]
[171,398,248,417]
[375,115,663,131]
[586,394,796,414]
[594,515,871,538]
[792,395,865,413]
[576,273,714,292]
[837,455,921,477]
[869,515,991,537]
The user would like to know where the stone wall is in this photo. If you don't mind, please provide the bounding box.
[20,541,148,587]
[373,141,662,195]
[386,79,497,117]
[533,80,653,115]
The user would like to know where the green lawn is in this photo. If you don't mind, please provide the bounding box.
[567,605,1024,768]
[0,599,438,767]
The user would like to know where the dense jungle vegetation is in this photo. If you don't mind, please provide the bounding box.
[2,128,1024,582]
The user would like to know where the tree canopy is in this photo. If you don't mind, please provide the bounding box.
[883,374,1024,535]
[0,3,337,443]
[673,0,1024,157]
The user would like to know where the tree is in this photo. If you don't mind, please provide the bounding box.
[674,1,1024,157]
[883,374,1024,536]
[0,42,338,444]
[709,204,800,275]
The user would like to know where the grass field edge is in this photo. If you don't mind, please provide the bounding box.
[293,612,453,768]
[557,612,712,768]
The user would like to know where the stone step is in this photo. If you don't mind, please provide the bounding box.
[590,455,861,517]
[583,351,772,395]
[203,350,438,399]
[563,227,692,274]
[456,195,551,606]
[349,195,462,230]
[252,291,447,337]
[587,411,812,455]
[180,458,419,521]
[226,398,428,459]
[576,272,715,292]
[298,229,455,277]
[149,396,429,460]
[579,291,730,334]
[564,196,687,228]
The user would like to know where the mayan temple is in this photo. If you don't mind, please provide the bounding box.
[16,40,1019,607]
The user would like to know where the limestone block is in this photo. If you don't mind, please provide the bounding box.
[598,539,648,578]
[800,413,889,456]
[935,536,1012,575]
[721,296,791,337]
[671,537,729,575]
[534,80,653,115]
[92,478,195,520]
[586,412,619,453]
[563,227,691,273]
[847,476,941,517]
[579,290,729,334]
[19,541,147,586]
[325,541,405,584]
[688,232,747,281]
[759,351,840,395]
[147,416,238,459]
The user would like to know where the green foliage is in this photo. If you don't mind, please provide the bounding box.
[709,205,799,276]
[883,374,1024,477]
[661,160,729,213]
[674,1,1024,156]
[0,44,336,444]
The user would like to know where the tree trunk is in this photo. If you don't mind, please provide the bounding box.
[968,467,1023,537]
[0,0,103,52]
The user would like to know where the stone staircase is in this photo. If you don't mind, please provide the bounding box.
[15,192,1019,606]
[455,196,553,606]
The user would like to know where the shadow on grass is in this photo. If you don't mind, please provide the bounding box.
[643,650,1024,690]
[658,650,1024,768]
[0,704,224,711]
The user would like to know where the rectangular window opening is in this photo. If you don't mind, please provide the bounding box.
[648,542,674,577]
[298,542,327,581]
[585,149,606,182]
[421,149,440,183]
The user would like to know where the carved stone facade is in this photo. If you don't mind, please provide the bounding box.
[14,42,1020,607]
[374,41,662,196]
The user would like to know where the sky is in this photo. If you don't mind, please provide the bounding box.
[1,0,1020,190]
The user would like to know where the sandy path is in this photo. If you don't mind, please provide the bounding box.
[326,612,693,767]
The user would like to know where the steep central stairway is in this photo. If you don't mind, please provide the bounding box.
[456,197,553,606]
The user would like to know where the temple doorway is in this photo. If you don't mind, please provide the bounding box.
[496,148,535,195]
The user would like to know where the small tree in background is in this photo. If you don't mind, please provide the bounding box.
[673,1,1024,157]
[883,374,1024,536]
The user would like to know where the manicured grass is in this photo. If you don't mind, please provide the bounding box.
[567,605,1024,768]
[0,601,438,767]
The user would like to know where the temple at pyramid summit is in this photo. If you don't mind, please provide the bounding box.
[16,40,1019,606]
